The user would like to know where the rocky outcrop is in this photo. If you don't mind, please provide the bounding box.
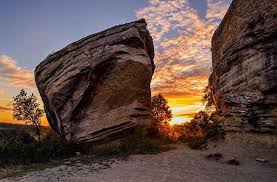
[209,0,277,133]
[35,19,155,143]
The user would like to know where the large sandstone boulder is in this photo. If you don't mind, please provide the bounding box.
[209,0,277,133]
[35,19,155,142]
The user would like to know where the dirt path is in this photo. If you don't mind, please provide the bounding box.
[2,140,277,182]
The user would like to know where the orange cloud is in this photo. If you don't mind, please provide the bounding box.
[0,106,12,111]
[0,55,36,89]
[0,88,4,96]
[136,0,230,123]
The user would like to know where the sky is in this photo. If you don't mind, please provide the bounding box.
[0,0,231,125]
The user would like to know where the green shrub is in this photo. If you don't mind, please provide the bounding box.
[176,111,225,143]
[72,126,173,157]
[43,128,60,141]
[0,126,173,167]
[205,123,225,140]
[187,137,207,150]
[80,126,173,157]
[120,135,162,154]
[120,126,176,154]
[87,142,121,156]
[0,138,78,166]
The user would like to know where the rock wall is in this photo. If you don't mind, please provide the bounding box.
[35,19,155,143]
[209,0,277,133]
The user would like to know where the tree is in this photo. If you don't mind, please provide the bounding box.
[151,93,172,134]
[13,89,44,142]
[176,112,208,139]
[202,86,214,112]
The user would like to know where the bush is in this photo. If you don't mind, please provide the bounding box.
[0,138,78,166]
[87,143,121,156]
[0,128,35,144]
[43,128,60,141]
[205,122,225,140]
[187,137,207,150]
[120,126,165,154]
[0,126,174,167]
[86,126,175,156]
[176,111,224,143]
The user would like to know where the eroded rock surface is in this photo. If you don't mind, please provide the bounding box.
[209,0,277,133]
[35,19,155,142]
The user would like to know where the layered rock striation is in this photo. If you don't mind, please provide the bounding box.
[35,19,155,142]
[209,0,277,133]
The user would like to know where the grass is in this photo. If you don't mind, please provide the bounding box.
[84,126,175,156]
[187,137,207,150]
[120,126,173,154]
[0,138,78,166]
[0,122,50,139]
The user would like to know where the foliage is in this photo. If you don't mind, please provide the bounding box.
[87,143,121,156]
[13,89,44,142]
[151,93,173,137]
[0,125,174,167]
[120,126,165,154]
[201,86,214,112]
[43,128,60,141]
[175,111,208,139]
[151,93,172,123]
[0,128,35,144]
[187,137,207,150]
[0,122,50,140]
[0,138,78,166]
[172,84,224,149]
[87,126,175,156]
[150,92,223,144]
[205,121,225,140]
[175,111,224,149]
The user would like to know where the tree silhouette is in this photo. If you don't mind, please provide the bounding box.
[13,89,44,142]
[151,93,172,134]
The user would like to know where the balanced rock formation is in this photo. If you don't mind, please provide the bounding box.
[209,0,277,133]
[35,19,155,142]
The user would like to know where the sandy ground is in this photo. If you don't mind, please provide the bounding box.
[2,137,277,182]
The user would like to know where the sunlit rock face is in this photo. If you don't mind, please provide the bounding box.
[35,19,155,142]
[209,0,277,133]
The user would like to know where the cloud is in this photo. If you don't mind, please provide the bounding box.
[137,0,229,96]
[0,55,36,89]
[206,0,230,20]
[136,0,230,122]
[0,88,4,96]
[0,105,12,111]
